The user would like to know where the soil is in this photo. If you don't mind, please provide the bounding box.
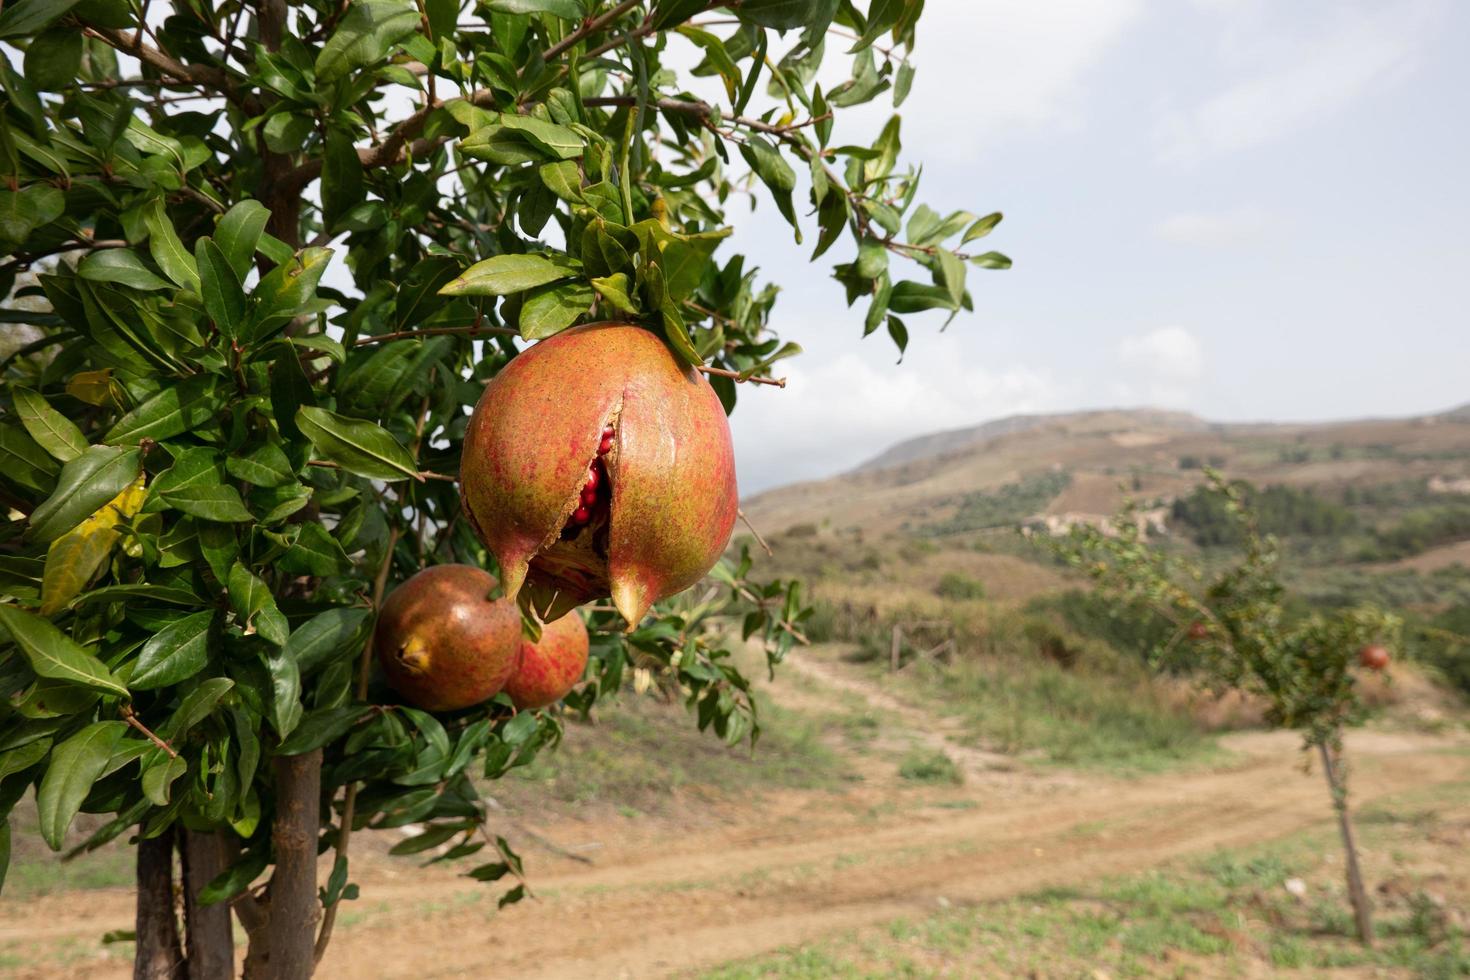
[2,648,1465,980]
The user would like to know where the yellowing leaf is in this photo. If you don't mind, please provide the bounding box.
[40,474,147,615]
[66,370,123,409]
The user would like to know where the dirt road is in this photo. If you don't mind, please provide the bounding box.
[3,650,1466,979]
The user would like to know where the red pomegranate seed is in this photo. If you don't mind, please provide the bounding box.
[597,435,614,455]
[572,505,590,523]
[602,424,614,438]
[584,467,599,490]
[581,487,597,506]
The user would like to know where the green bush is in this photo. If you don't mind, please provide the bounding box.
[935,572,986,601]
[898,749,962,784]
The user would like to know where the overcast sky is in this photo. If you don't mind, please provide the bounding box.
[722,0,1470,493]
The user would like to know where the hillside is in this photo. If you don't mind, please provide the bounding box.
[743,406,1470,539]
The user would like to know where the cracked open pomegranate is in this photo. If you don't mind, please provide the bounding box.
[376,565,522,711]
[460,323,738,627]
[504,611,590,710]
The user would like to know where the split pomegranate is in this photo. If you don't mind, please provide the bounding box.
[375,565,522,711]
[504,612,590,710]
[459,323,739,628]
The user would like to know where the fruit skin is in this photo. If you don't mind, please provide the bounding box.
[1187,621,1210,641]
[375,565,522,711]
[460,322,738,628]
[1358,644,1391,671]
[504,611,590,710]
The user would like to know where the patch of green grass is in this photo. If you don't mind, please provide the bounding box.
[495,692,851,814]
[896,749,961,785]
[698,782,1470,980]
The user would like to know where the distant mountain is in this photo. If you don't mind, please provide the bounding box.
[853,409,1210,473]
[741,406,1470,538]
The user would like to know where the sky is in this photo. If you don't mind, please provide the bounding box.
[719,0,1470,492]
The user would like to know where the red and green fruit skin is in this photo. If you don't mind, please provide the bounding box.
[459,322,738,628]
[505,611,590,710]
[375,564,522,711]
[1358,644,1391,671]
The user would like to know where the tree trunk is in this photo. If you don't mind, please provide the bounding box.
[249,750,324,980]
[1318,740,1373,945]
[134,828,184,980]
[181,830,236,980]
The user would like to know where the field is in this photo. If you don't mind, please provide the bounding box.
[5,407,1470,978]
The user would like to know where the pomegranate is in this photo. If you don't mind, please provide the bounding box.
[1187,621,1210,641]
[460,323,738,628]
[375,565,522,711]
[1358,644,1390,671]
[504,611,590,710]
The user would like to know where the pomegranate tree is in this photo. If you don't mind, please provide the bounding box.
[460,323,739,628]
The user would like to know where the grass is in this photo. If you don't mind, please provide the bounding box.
[494,690,853,815]
[699,781,1470,979]
[897,749,962,785]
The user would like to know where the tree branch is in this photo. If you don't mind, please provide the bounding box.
[541,0,642,63]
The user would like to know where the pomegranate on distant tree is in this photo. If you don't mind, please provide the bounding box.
[375,565,522,711]
[1187,621,1210,641]
[1358,644,1391,671]
[505,612,591,710]
[459,323,739,628]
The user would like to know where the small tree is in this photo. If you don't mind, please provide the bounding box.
[0,1,1008,977]
[1052,474,1399,945]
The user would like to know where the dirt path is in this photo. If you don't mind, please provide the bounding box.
[4,650,1466,980]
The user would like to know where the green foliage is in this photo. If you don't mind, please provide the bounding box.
[1364,503,1470,561]
[1053,474,1400,750]
[934,572,985,601]
[1172,481,1358,547]
[920,471,1072,536]
[0,0,1007,939]
[897,748,961,784]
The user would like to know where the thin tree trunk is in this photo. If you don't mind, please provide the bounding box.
[264,750,324,980]
[181,830,236,980]
[1318,740,1373,946]
[134,828,185,980]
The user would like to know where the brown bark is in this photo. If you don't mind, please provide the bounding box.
[181,831,236,980]
[259,751,324,980]
[134,829,185,980]
[1318,740,1374,945]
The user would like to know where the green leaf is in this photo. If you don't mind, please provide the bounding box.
[894,60,915,107]
[131,611,215,690]
[77,250,173,292]
[227,563,290,646]
[484,0,584,16]
[36,721,126,850]
[286,608,371,674]
[886,314,908,358]
[969,251,1012,270]
[519,280,594,340]
[736,0,810,30]
[195,237,247,340]
[226,442,294,488]
[198,848,269,907]
[27,445,141,543]
[0,422,60,492]
[0,738,50,781]
[679,25,740,102]
[297,407,419,482]
[315,0,422,83]
[888,280,957,314]
[0,605,129,698]
[141,753,187,806]
[0,185,64,253]
[105,376,218,445]
[496,114,584,159]
[439,253,574,297]
[261,645,303,738]
[275,524,351,577]
[738,137,799,234]
[11,387,86,462]
[962,212,1002,243]
[538,160,583,202]
[936,248,966,309]
[252,248,334,338]
[215,200,271,279]
[0,0,85,39]
[322,128,365,228]
[159,678,235,742]
[142,198,200,292]
[590,273,640,316]
[274,705,371,756]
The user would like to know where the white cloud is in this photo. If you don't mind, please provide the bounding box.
[729,336,1060,492]
[1153,205,1277,246]
[1117,327,1205,405]
[1156,1,1438,164]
